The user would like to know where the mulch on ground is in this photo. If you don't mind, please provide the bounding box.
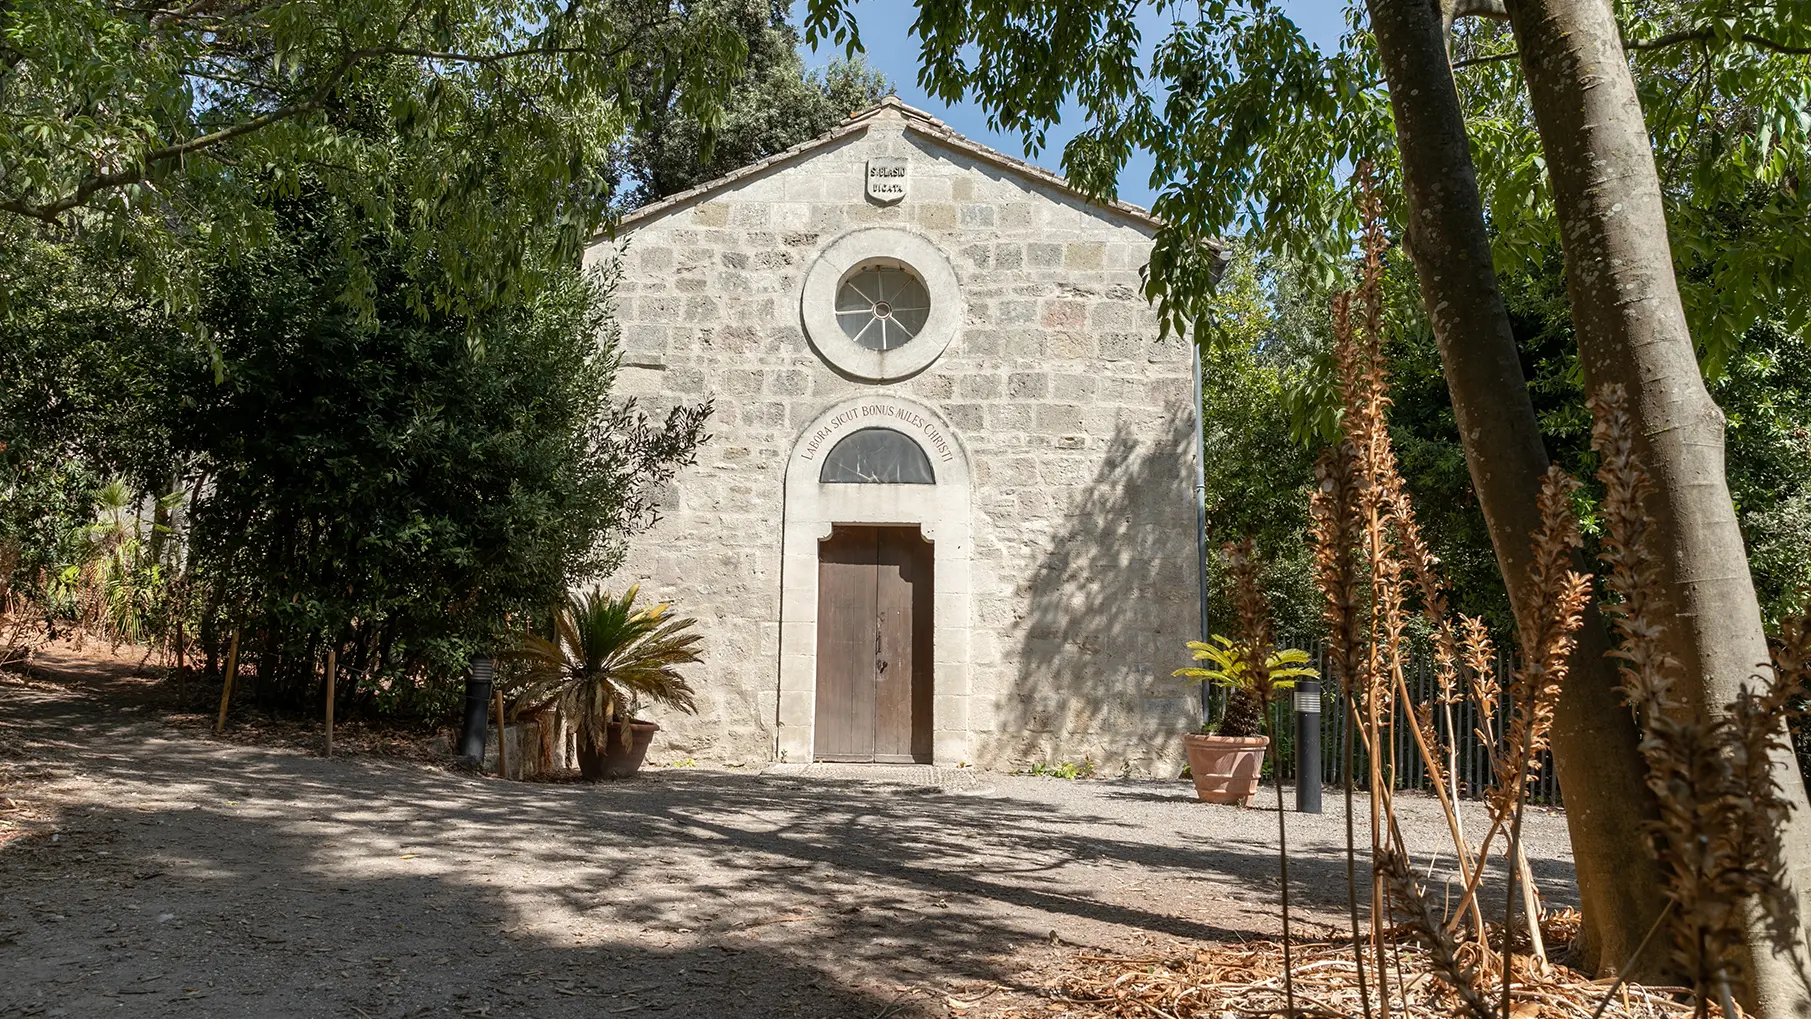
[1048,923,1720,1019]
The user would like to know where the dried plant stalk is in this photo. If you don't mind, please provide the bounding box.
[1490,468,1590,821]
[1226,537,1296,1018]
[1312,442,1367,708]
[1332,200,1399,1011]
[1496,467,1591,1018]
[1461,616,1500,750]
[1227,538,1277,701]
[1312,439,1374,1019]
[1380,847,1495,1019]
[1328,167,1491,966]
[1590,383,1802,1012]
[1306,166,1625,1010]
[1774,611,1810,694]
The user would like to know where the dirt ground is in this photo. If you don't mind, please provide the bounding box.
[0,645,1577,1018]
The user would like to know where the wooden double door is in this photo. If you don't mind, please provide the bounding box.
[814,526,933,763]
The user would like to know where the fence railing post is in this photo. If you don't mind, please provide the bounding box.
[1270,634,1560,807]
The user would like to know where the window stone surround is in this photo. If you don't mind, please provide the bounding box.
[800,226,962,381]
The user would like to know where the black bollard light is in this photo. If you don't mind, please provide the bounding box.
[457,656,495,762]
[1294,677,1323,814]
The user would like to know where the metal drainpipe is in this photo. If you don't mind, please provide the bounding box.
[1191,339,1211,725]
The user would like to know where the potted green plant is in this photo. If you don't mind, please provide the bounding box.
[1174,634,1316,805]
[506,586,702,780]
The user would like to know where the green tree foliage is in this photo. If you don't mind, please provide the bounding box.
[2,0,910,714]
[1,195,709,712]
[1716,322,1811,624]
[1454,2,1811,370]
[616,9,889,206]
[810,0,1810,365]
[1195,250,1321,636]
[0,241,194,597]
[0,0,764,318]
[177,195,708,707]
[1348,242,1811,632]
[810,0,1806,632]
[1209,244,1811,636]
[1,1,832,709]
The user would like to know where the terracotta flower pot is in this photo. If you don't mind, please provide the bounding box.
[1183,733,1270,805]
[576,721,659,780]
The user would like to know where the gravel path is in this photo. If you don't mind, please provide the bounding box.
[0,664,1576,1018]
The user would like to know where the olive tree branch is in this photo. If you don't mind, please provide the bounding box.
[0,17,668,225]
[0,75,345,223]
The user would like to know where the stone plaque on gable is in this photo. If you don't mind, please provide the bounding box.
[865,158,907,203]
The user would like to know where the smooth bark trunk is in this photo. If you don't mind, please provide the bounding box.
[1504,0,1811,1011]
[1365,0,1671,976]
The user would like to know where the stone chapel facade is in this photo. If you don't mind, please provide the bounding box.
[585,98,1204,777]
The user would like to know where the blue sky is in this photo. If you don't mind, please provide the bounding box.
[790,1,1353,209]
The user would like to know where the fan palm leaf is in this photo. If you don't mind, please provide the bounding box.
[502,586,703,752]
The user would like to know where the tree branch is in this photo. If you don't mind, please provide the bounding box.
[147,1,241,30]
[1454,0,1509,16]
[1631,27,1811,56]
[1450,50,1520,71]
[1442,0,1509,49]
[1,89,335,222]
[1450,26,1811,72]
[0,15,668,225]
[380,44,626,65]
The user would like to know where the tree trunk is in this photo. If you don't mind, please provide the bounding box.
[1364,0,1671,976]
[1504,0,1811,1009]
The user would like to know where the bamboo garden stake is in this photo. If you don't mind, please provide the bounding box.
[323,648,336,758]
[214,628,240,734]
[175,620,186,705]
[494,687,507,779]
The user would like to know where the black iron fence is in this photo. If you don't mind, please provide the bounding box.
[1205,636,1562,806]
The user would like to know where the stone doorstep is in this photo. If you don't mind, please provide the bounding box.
[760,761,987,792]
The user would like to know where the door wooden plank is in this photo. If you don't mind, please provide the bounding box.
[850,529,879,759]
[872,529,911,762]
[814,526,878,761]
[874,528,931,763]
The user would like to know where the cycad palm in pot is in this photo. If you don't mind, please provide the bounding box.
[1174,635,1316,805]
[509,586,703,780]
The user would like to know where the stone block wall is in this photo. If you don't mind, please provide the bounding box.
[583,106,1203,777]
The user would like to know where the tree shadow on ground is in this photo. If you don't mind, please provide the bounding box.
[4,805,943,1017]
[0,670,1578,1017]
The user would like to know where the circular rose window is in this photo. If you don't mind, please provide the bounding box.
[801,227,961,381]
[836,264,931,351]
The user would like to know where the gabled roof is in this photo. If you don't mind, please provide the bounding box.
[614,95,1162,232]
